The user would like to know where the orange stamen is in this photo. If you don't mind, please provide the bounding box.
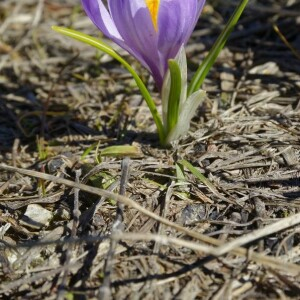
[145,0,160,31]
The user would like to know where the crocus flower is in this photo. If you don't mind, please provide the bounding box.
[82,0,205,89]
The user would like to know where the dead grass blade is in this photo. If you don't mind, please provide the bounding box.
[1,164,300,275]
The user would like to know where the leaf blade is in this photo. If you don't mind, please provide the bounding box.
[52,26,165,143]
[166,59,182,133]
[187,0,249,96]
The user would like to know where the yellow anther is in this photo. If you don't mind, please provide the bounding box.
[145,0,160,31]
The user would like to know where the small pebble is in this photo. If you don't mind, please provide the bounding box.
[180,204,206,225]
[20,204,52,230]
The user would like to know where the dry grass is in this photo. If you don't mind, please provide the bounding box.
[0,0,300,299]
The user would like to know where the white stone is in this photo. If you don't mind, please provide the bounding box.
[21,204,52,229]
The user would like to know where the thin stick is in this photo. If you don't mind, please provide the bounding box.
[57,169,81,300]
[273,24,300,60]
[214,212,300,256]
[1,164,300,274]
[99,158,131,300]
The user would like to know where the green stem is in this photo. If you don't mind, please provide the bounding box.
[187,0,249,96]
[52,26,165,144]
[167,60,182,133]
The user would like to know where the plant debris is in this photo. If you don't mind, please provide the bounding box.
[0,0,300,299]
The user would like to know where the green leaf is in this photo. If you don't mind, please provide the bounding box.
[51,26,165,144]
[166,59,182,133]
[175,163,186,181]
[165,89,206,144]
[179,159,232,203]
[100,145,142,158]
[188,0,249,96]
[179,159,222,199]
[179,159,213,188]
[81,142,98,160]
[161,46,187,133]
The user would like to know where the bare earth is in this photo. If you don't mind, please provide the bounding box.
[0,0,300,299]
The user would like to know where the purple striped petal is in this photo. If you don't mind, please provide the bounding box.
[81,0,206,90]
[157,0,203,73]
[109,0,163,87]
[81,0,121,41]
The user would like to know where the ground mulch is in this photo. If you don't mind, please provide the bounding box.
[0,0,300,299]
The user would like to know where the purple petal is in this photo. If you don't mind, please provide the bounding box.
[109,0,163,87]
[81,0,121,40]
[81,0,206,90]
[157,0,205,73]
